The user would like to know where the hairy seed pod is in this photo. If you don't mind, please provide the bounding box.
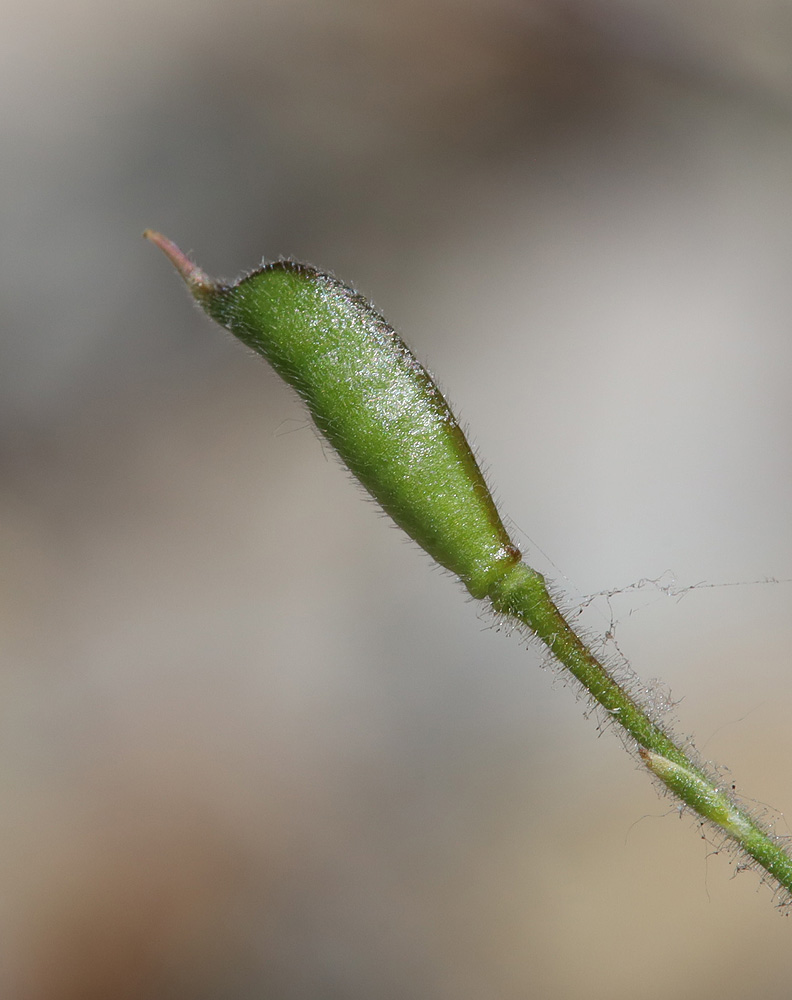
[144,231,521,598]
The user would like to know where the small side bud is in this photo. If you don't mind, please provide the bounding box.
[640,747,753,841]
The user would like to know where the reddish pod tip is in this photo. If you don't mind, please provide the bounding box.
[143,230,214,295]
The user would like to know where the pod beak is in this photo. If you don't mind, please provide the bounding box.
[143,230,215,298]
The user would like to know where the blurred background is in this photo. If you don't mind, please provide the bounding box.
[3,0,792,996]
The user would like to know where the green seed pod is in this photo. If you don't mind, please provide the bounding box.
[144,231,520,598]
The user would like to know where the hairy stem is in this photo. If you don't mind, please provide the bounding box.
[490,562,792,894]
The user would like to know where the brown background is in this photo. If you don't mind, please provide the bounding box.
[3,1,792,996]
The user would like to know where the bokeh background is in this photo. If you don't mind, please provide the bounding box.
[3,1,792,996]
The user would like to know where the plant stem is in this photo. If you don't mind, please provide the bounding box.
[489,561,792,895]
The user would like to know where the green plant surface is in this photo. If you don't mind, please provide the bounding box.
[145,229,792,907]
